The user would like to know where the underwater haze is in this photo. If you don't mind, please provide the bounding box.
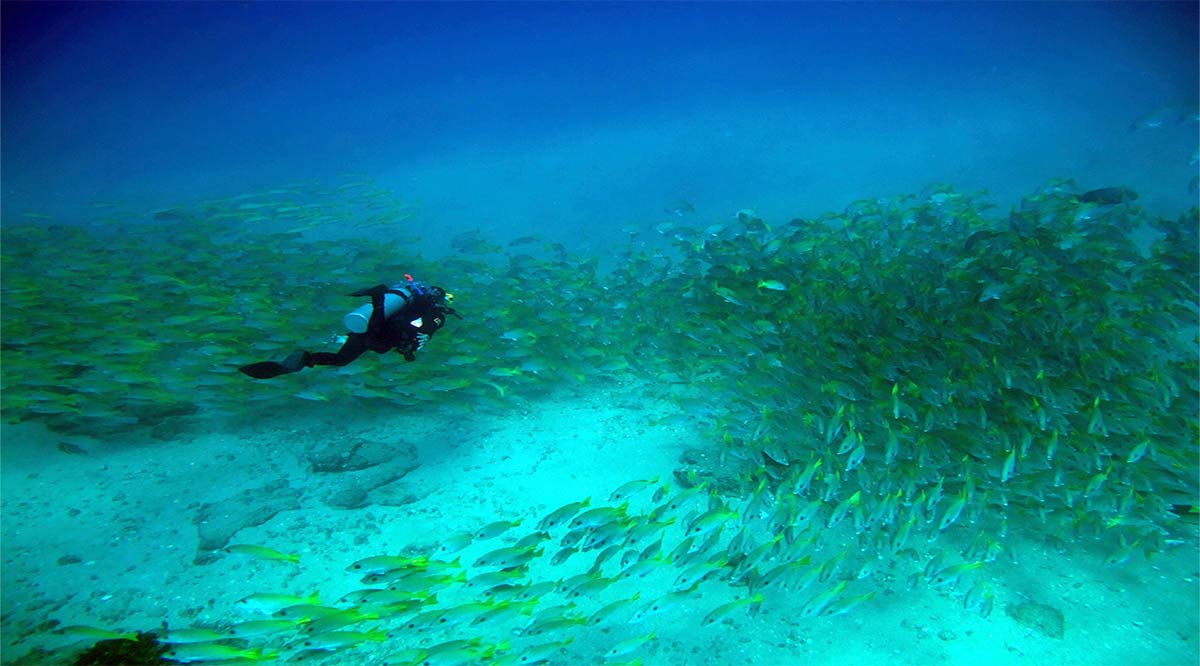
[2,1,1198,251]
[2,2,1199,666]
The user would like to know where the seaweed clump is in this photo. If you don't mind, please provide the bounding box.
[73,631,168,666]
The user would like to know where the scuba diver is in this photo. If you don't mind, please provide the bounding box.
[239,276,460,380]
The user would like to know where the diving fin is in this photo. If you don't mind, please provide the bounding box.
[238,351,311,379]
[239,361,291,379]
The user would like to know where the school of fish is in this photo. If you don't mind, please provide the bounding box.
[2,175,1197,664]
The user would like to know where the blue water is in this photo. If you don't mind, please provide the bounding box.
[3,4,1199,665]
[3,1,1196,252]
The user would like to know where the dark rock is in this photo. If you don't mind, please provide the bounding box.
[675,448,744,495]
[324,484,369,510]
[1006,601,1065,639]
[302,438,422,510]
[306,436,405,473]
[56,555,82,566]
[368,478,422,507]
[191,480,301,565]
[72,631,167,665]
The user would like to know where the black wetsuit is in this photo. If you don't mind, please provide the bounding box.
[313,284,450,367]
[238,282,458,379]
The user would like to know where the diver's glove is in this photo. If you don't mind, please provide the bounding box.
[415,333,431,350]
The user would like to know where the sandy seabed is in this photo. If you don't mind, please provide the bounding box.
[1,382,1197,666]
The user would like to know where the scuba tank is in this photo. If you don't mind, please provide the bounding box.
[343,284,411,333]
[343,275,432,334]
